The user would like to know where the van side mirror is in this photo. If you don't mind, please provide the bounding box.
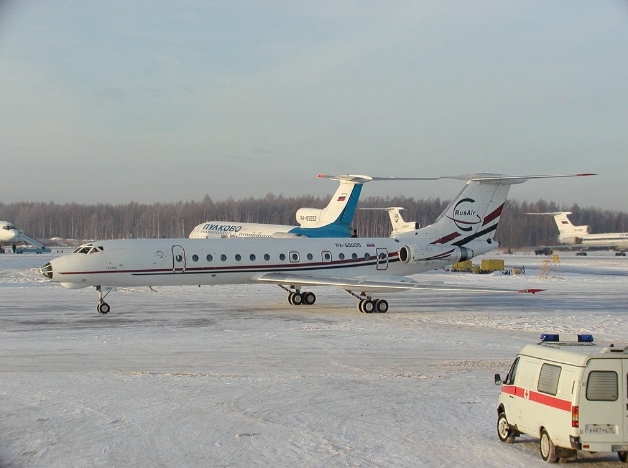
[494,373,502,386]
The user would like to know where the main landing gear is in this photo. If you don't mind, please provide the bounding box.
[287,291,316,306]
[278,285,388,313]
[357,298,388,313]
[96,286,111,314]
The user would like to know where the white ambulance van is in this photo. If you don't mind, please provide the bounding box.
[495,333,628,463]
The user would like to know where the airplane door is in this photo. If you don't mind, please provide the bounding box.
[376,248,388,270]
[172,245,186,273]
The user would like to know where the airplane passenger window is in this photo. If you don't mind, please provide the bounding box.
[206,254,213,262]
[264,254,270,261]
[220,254,227,261]
[192,255,199,262]
[235,254,241,261]
[324,252,331,260]
[352,253,358,260]
[365,253,370,260]
[279,253,286,261]
[250,254,256,261]
[339,253,345,260]
[307,253,313,260]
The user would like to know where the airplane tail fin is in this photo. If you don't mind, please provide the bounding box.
[360,207,419,235]
[293,176,368,237]
[395,173,594,247]
[411,175,512,247]
[526,211,591,243]
[318,179,363,227]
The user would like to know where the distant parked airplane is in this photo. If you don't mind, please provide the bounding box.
[359,207,419,236]
[527,212,628,256]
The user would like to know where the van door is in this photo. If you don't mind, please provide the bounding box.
[579,358,626,446]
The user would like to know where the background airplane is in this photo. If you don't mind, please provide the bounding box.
[189,174,429,239]
[528,211,628,256]
[39,173,594,315]
[0,221,50,253]
[359,207,419,236]
[0,221,19,243]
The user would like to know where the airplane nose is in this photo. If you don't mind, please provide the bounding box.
[40,262,53,280]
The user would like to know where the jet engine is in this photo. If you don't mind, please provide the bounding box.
[399,244,474,264]
[558,234,585,245]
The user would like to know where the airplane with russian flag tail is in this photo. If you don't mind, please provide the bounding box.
[40,173,594,315]
[188,174,431,239]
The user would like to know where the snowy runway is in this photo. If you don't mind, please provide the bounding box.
[1,252,627,467]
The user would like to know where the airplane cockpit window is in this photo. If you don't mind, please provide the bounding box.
[73,244,94,254]
[3,225,17,230]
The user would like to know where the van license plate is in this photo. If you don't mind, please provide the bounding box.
[585,425,616,434]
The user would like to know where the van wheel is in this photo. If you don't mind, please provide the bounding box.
[497,413,515,443]
[540,429,558,463]
[618,451,628,462]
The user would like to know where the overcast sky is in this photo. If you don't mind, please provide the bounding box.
[1,1,626,210]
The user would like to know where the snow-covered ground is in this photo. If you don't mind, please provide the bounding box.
[1,250,627,467]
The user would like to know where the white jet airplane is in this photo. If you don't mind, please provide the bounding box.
[40,173,593,315]
[0,221,20,243]
[0,220,50,253]
[528,212,628,256]
[189,174,425,239]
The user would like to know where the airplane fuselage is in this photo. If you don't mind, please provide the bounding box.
[44,237,491,289]
[560,233,628,250]
[0,222,19,243]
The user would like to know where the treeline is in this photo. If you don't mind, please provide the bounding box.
[1,196,627,248]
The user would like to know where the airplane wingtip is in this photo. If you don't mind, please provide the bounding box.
[518,288,546,294]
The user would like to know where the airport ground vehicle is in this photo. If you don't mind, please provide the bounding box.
[495,334,628,463]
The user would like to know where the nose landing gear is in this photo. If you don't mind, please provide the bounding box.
[96,286,111,314]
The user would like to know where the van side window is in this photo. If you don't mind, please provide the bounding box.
[538,363,561,396]
[586,371,618,401]
[504,358,519,385]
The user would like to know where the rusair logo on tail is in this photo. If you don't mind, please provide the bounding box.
[446,198,481,232]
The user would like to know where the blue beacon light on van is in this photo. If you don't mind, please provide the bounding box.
[540,333,594,343]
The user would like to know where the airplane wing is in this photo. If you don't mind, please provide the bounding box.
[252,272,543,294]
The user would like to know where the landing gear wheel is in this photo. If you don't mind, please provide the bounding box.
[291,292,303,305]
[97,302,110,315]
[374,299,388,313]
[619,451,628,462]
[540,429,558,463]
[361,299,375,313]
[497,413,515,443]
[288,292,295,305]
[302,292,316,305]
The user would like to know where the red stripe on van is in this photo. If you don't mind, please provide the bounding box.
[528,390,572,411]
[501,385,571,412]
